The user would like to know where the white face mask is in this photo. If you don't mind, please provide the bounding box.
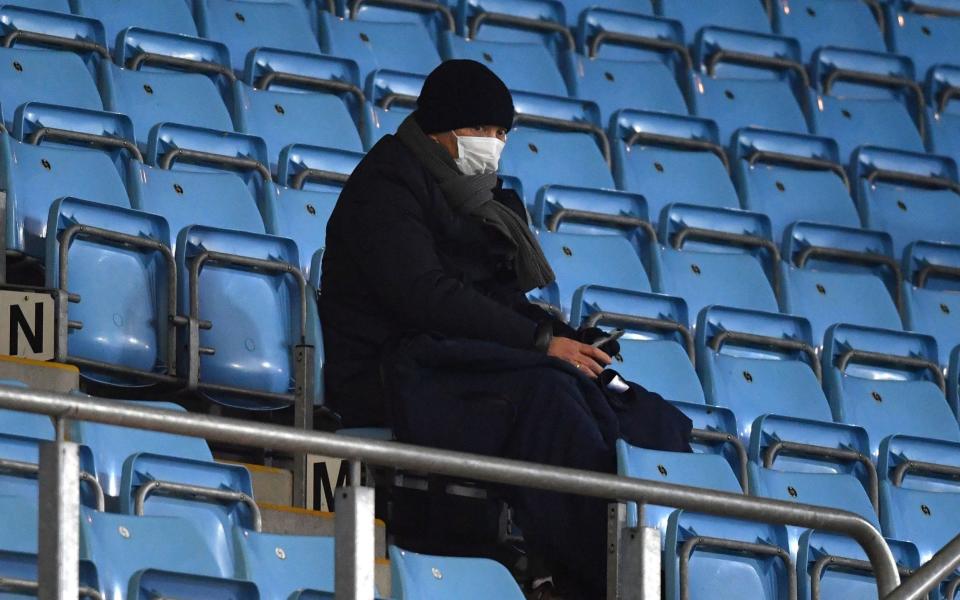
[454,134,505,176]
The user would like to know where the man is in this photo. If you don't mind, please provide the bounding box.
[321,60,691,597]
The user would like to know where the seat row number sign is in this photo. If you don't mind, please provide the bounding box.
[0,290,55,361]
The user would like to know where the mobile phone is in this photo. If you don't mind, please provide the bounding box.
[591,328,625,347]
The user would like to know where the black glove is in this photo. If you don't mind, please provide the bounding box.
[576,326,621,357]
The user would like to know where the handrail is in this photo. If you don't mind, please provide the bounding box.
[864,167,960,195]
[134,479,262,532]
[582,310,695,363]
[671,227,781,296]
[26,127,144,163]
[835,348,946,393]
[0,577,103,600]
[890,458,960,487]
[763,441,878,513]
[745,148,850,192]
[1,29,109,59]
[0,457,106,511]
[0,385,902,597]
[689,429,749,492]
[291,168,351,190]
[822,68,925,140]
[936,83,960,116]
[884,531,960,600]
[680,535,796,600]
[126,54,236,83]
[915,263,960,288]
[861,0,886,32]
[708,329,821,383]
[467,12,575,52]
[811,556,912,600]
[793,245,903,309]
[625,129,730,172]
[587,30,692,74]
[705,49,811,89]
[349,0,455,31]
[904,1,960,17]
[545,208,657,242]
[253,70,366,142]
[158,147,271,182]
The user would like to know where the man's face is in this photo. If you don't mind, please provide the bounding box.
[429,124,508,159]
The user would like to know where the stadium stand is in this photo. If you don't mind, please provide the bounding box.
[3,0,960,596]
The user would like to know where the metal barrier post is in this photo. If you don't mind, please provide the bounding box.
[335,485,376,600]
[607,503,661,599]
[38,421,79,600]
[292,343,315,508]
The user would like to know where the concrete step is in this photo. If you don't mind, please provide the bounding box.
[0,355,78,393]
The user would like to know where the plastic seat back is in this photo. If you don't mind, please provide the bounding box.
[690,28,809,145]
[69,400,212,498]
[0,380,52,440]
[0,46,101,130]
[659,0,771,43]
[809,48,925,161]
[926,65,960,167]
[196,0,320,73]
[656,204,780,318]
[574,11,688,122]
[81,510,257,599]
[390,545,525,600]
[886,8,960,82]
[611,110,738,225]
[233,528,337,598]
[1,105,134,257]
[277,143,364,193]
[319,12,441,81]
[534,231,652,318]
[561,0,653,27]
[440,34,569,96]
[73,0,198,43]
[901,241,960,368]
[362,69,423,148]
[732,128,860,243]
[265,186,338,277]
[772,0,885,61]
[823,324,960,459]
[99,62,233,151]
[853,146,960,258]
[499,93,612,207]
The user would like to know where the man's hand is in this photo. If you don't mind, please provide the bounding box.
[547,337,612,378]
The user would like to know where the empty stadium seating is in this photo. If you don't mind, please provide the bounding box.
[390,545,525,599]
[772,0,886,60]
[901,240,960,368]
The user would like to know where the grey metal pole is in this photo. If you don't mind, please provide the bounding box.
[37,434,79,600]
[884,532,960,600]
[335,486,376,600]
[0,385,902,597]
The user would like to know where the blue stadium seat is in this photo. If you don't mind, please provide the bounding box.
[658,0,772,43]
[345,0,455,44]
[1,103,135,258]
[81,510,258,599]
[925,65,960,166]
[98,61,234,151]
[532,231,654,319]
[695,306,840,443]
[655,204,780,318]
[498,92,613,210]
[440,33,570,97]
[777,222,902,344]
[362,69,423,148]
[809,48,926,161]
[822,323,960,460]
[901,241,960,368]
[69,399,213,499]
[455,0,573,64]
[175,225,322,410]
[532,185,651,238]
[113,28,234,96]
[233,528,342,599]
[568,288,702,404]
[732,128,860,244]
[390,545,525,600]
[72,0,199,44]
[852,145,960,257]
[264,181,339,277]
[771,0,886,61]
[195,0,321,73]
[46,198,175,388]
[952,346,960,421]
[620,440,793,600]
[796,531,919,600]
[233,49,365,169]
[878,435,960,566]
[0,5,108,65]
[0,380,51,439]
[884,5,960,82]
[574,10,689,123]
[610,110,739,225]
[689,27,810,145]
[7,0,70,12]
[277,143,364,193]
[0,46,101,129]
[561,0,653,28]
[318,11,441,82]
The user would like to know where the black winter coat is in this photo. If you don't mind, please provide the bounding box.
[319,134,554,426]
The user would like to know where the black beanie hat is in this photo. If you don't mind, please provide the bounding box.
[414,59,515,134]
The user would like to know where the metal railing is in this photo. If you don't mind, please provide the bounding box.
[0,385,955,599]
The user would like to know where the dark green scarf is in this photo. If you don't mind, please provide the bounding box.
[396,115,555,291]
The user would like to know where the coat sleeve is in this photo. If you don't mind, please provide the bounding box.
[344,169,544,350]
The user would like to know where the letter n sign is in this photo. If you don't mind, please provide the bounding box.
[0,291,55,360]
